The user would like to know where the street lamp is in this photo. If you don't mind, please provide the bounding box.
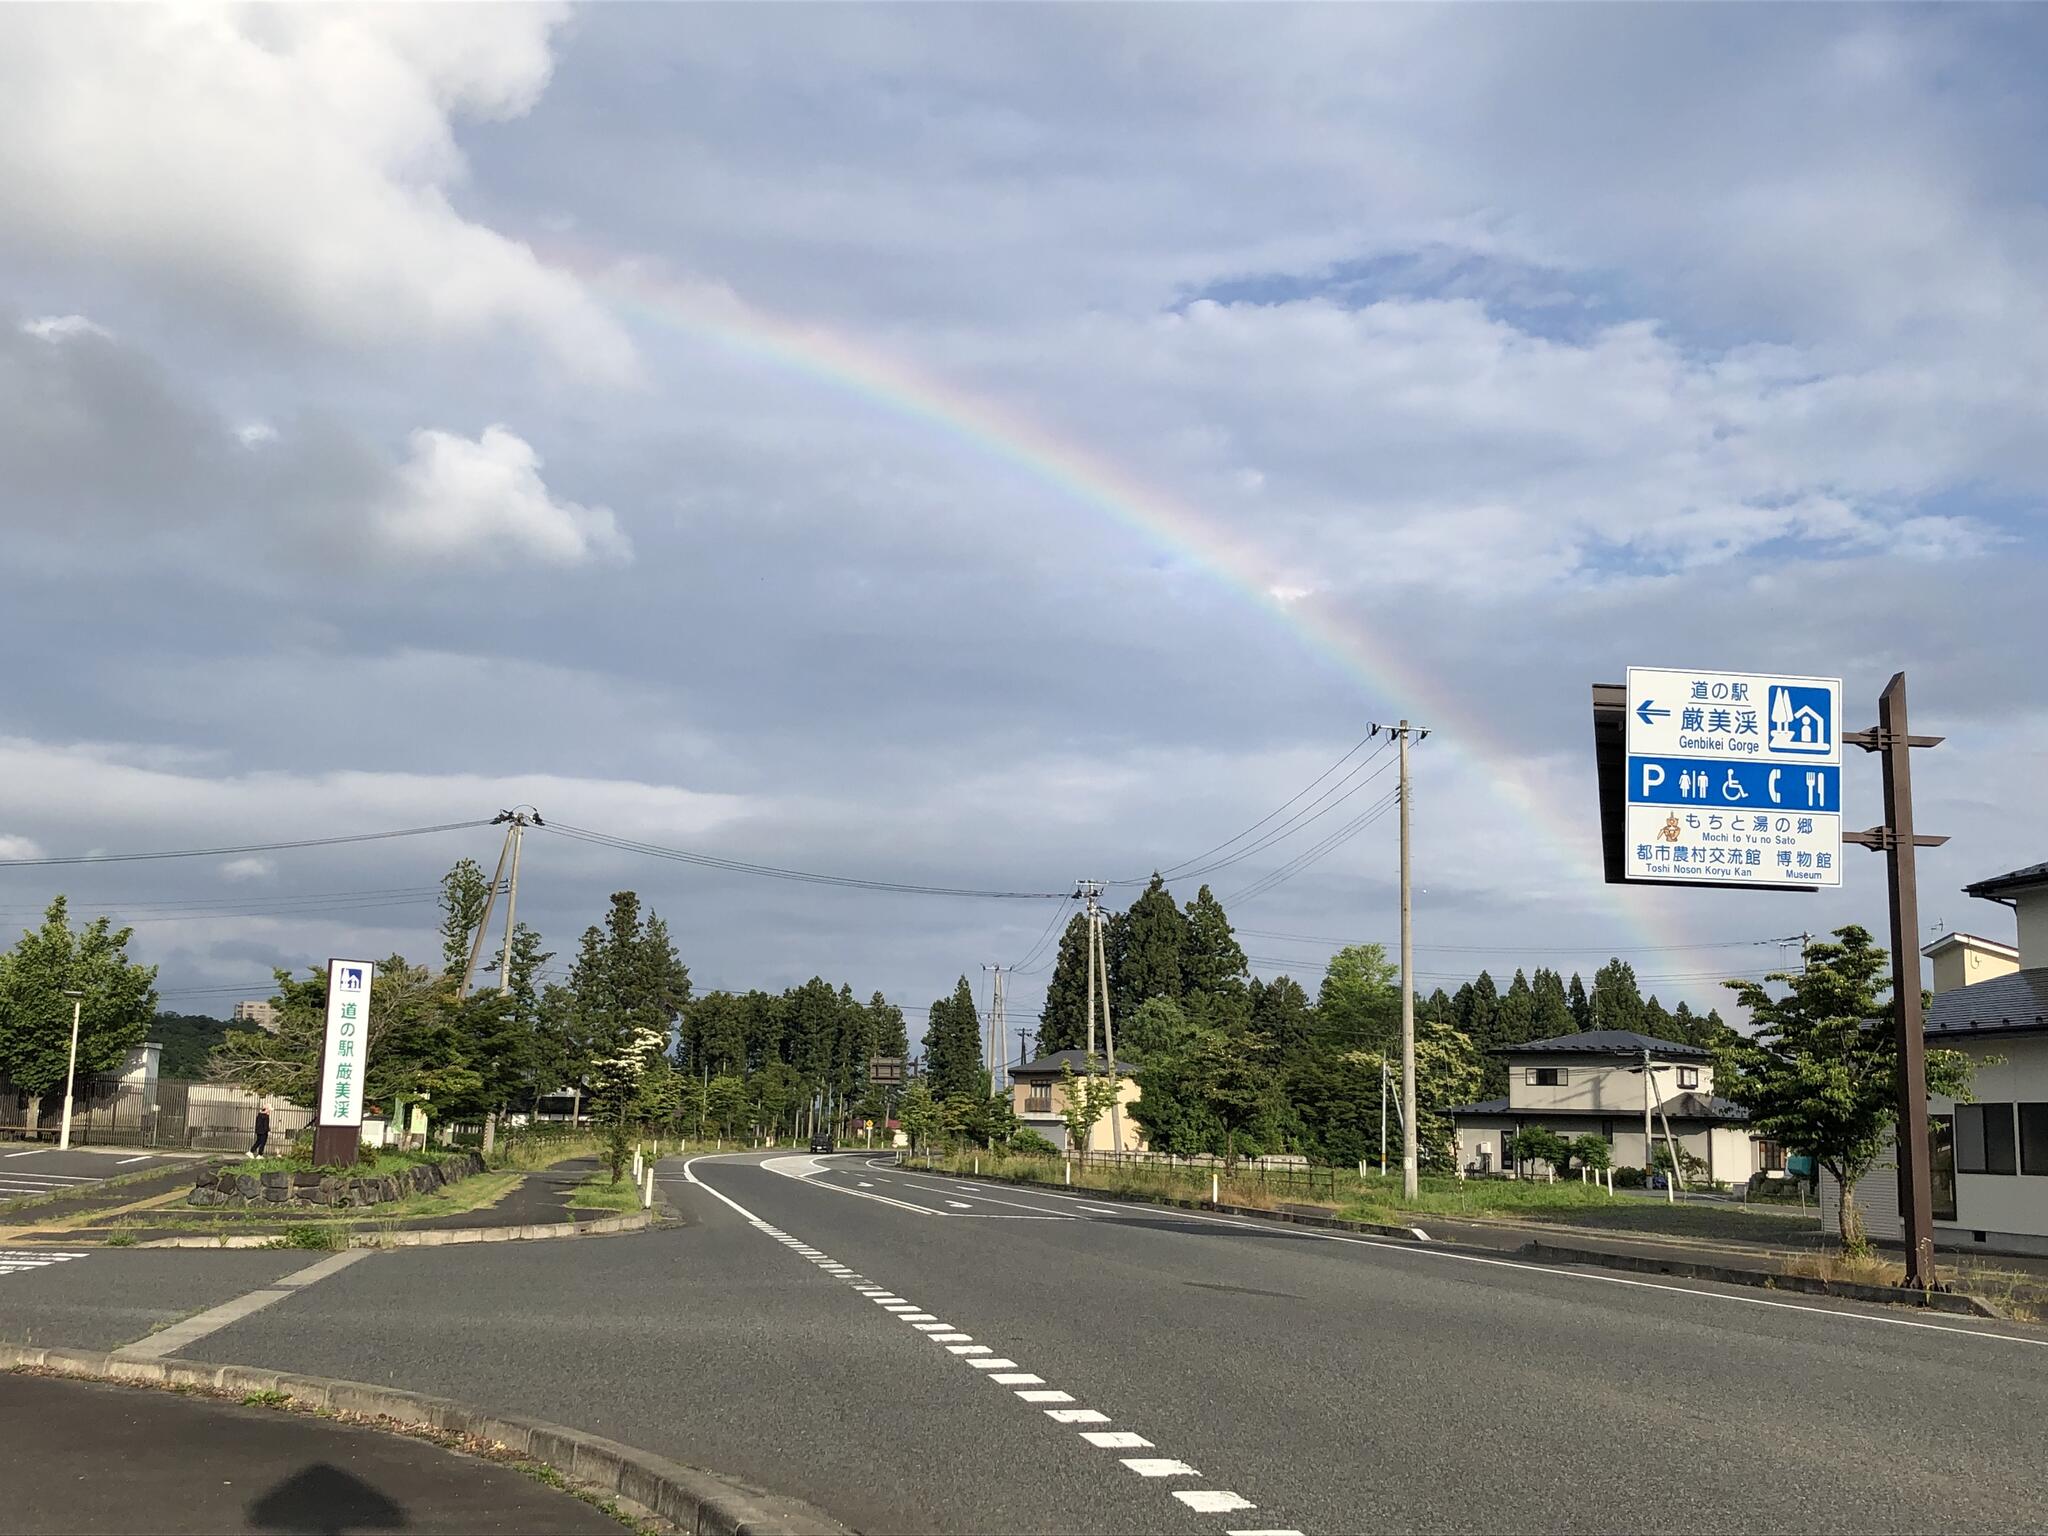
[56,989,86,1152]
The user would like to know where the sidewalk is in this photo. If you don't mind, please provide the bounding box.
[3,1371,624,1534]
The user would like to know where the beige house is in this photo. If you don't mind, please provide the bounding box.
[1008,1049,1147,1154]
[1822,860,2048,1256]
[1451,1030,1768,1184]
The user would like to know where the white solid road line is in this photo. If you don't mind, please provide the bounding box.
[4,1149,49,1158]
[682,1153,1277,1529]
[893,1164,2048,1352]
[116,1250,372,1360]
[115,1155,153,1164]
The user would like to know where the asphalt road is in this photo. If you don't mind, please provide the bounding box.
[9,1150,2048,1534]
[4,1371,622,1534]
[0,1144,196,1201]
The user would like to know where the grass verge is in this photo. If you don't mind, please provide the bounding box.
[567,1171,644,1213]
[87,1170,524,1240]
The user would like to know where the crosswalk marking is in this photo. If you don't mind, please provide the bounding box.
[0,1250,90,1277]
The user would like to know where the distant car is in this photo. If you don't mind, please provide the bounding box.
[809,1132,835,1153]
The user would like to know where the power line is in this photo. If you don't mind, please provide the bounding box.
[1127,732,1391,884]
[539,820,1065,900]
[1149,744,1399,888]
[1009,894,1075,973]
[0,821,494,869]
[1233,927,1802,956]
[1224,789,1400,907]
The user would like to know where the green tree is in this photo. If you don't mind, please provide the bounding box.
[1570,1134,1613,1174]
[1180,885,1247,998]
[1120,995,1190,1060]
[1507,1125,1572,1176]
[150,1011,232,1078]
[1530,969,1575,1039]
[1178,1023,1278,1170]
[1724,925,1971,1249]
[1591,959,1646,1034]
[922,976,983,1100]
[438,858,494,979]
[0,896,159,1128]
[898,1077,942,1152]
[1249,974,1315,1064]
[1056,1055,1123,1156]
[1110,875,1188,1020]
[1566,972,1592,1030]
[1036,915,1094,1055]
[704,1073,748,1137]
[1642,994,1674,1043]
[1317,943,1398,1052]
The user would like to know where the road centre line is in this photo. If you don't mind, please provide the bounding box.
[684,1154,1278,1528]
[887,1164,2048,1351]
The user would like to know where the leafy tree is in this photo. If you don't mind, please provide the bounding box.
[1724,925,1971,1248]
[1570,1134,1613,1174]
[1352,1015,1483,1172]
[1566,972,1592,1030]
[1180,885,1247,998]
[1056,1054,1123,1155]
[1591,959,1646,1034]
[1177,1023,1278,1169]
[438,858,494,979]
[1037,915,1094,1054]
[704,1073,748,1137]
[0,896,158,1127]
[898,1077,941,1152]
[1110,875,1188,1021]
[1120,995,1190,1060]
[922,976,983,1101]
[1508,1125,1573,1176]
[1317,943,1398,1053]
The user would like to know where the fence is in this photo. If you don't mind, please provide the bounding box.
[0,1077,313,1150]
[1062,1148,1369,1202]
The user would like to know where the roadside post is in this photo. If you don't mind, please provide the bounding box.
[55,989,85,1150]
[312,958,376,1168]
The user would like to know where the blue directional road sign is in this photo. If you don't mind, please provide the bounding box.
[1625,666,1843,889]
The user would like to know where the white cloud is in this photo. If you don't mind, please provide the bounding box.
[236,422,278,449]
[20,314,110,342]
[376,425,631,567]
[0,6,633,380]
[0,833,44,860]
[219,856,275,882]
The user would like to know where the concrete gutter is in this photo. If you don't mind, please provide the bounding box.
[2,1343,853,1536]
[136,1209,658,1249]
[1520,1238,2010,1320]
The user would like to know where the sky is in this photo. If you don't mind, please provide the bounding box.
[1,4,2043,1051]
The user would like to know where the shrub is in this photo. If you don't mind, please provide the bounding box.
[1007,1129,1059,1157]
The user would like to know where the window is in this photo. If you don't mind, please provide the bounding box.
[1023,1084,1053,1114]
[1525,1067,1567,1087]
[1956,1103,2017,1175]
[1754,1139,1787,1173]
[1676,1067,1700,1090]
[2021,1104,2048,1177]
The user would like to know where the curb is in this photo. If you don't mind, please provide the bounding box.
[135,1209,658,1249]
[2,1343,853,1536]
[1519,1239,2010,1319]
[913,1164,1432,1242]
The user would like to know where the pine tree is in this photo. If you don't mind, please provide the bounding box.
[1250,974,1315,1063]
[1566,972,1593,1030]
[1037,915,1093,1054]
[1591,959,1646,1034]
[1180,885,1247,998]
[438,858,493,979]
[923,976,983,1100]
[1642,993,1674,1043]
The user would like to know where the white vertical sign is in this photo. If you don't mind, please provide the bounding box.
[319,958,375,1126]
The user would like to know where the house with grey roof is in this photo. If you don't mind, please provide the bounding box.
[1449,1029,1767,1185]
[1819,860,2048,1255]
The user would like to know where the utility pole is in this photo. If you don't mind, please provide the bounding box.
[1844,673,1947,1292]
[982,964,1008,1100]
[1015,1028,1035,1068]
[1079,881,1103,1060]
[497,808,538,997]
[459,817,515,1001]
[1373,719,1429,1200]
[1074,880,1123,1154]
[1642,1047,1658,1196]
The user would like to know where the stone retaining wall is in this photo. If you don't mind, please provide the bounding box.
[188,1151,486,1209]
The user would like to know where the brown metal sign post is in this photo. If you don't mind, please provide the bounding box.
[1843,673,1947,1292]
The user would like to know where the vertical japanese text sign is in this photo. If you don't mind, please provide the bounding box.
[319,958,376,1126]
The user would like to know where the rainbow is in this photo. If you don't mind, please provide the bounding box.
[572,256,1686,959]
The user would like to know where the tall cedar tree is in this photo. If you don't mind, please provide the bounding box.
[1037,914,1094,1055]
[1181,885,1248,998]
[1590,958,1646,1033]
[438,858,493,978]
[1531,969,1576,1039]
[1566,973,1593,1030]
[1725,925,1969,1247]
[1109,875,1188,1023]
[922,976,984,1100]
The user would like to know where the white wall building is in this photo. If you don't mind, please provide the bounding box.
[1820,860,2048,1256]
[1451,1030,1770,1184]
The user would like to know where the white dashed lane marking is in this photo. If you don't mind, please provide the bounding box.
[683,1154,1283,1530]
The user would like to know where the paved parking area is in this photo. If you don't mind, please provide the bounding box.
[0,1146,199,1200]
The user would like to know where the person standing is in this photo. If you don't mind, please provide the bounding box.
[249,1102,271,1160]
